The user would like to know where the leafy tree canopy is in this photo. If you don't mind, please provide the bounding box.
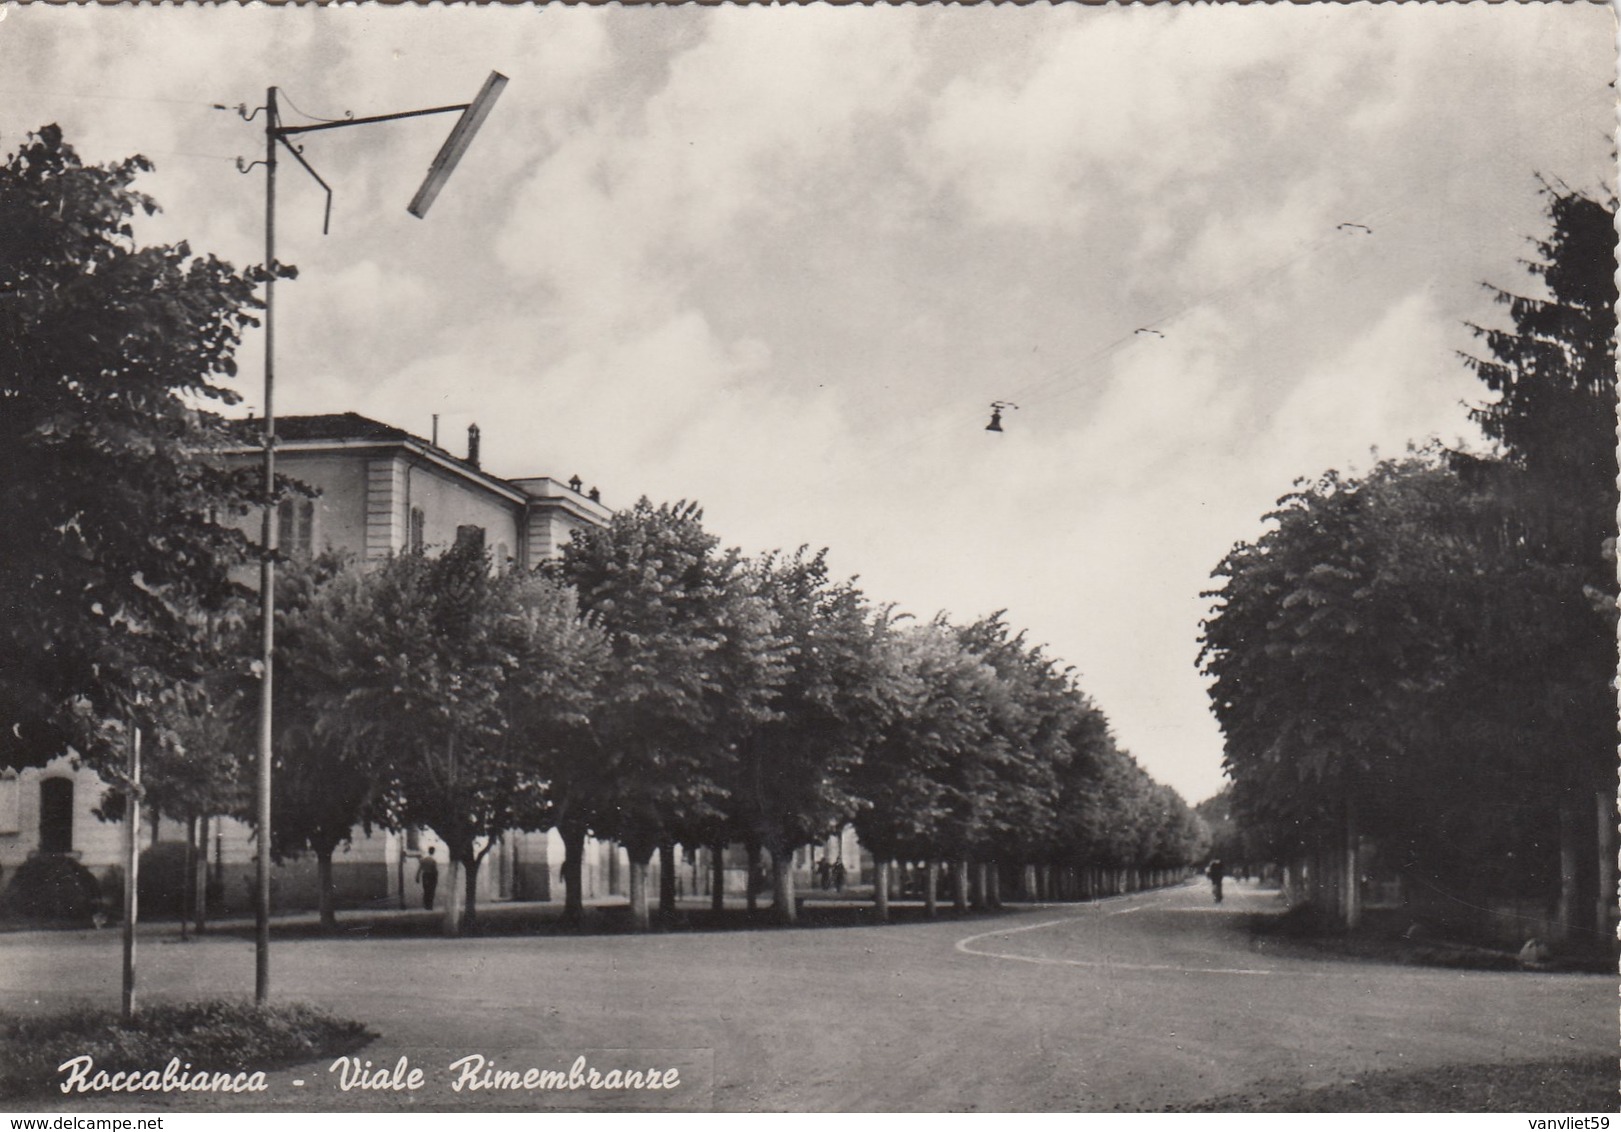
[0,125,263,771]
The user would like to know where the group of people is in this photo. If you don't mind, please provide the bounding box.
[815,857,847,893]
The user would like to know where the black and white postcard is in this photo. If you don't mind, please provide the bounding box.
[0,2,1614,1119]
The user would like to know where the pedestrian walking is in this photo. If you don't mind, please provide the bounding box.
[417,846,440,911]
[833,859,846,893]
[1206,857,1224,904]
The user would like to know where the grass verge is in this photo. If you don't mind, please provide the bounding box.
[1247,905,1614,973]
[0,1000,374,1101]
[1171,1056,1616,1112]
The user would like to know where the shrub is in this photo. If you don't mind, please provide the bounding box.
[0,1000,374,1100]
[138,841,192,917]
[0,856,102,923]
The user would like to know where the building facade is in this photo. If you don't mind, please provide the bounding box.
[1,413,622,917]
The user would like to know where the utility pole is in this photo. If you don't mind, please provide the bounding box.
[254,84,279,1007]
[242,72,507,1005]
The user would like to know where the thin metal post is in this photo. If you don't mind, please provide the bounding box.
[255,85,279,1006]
[121,723,141,1022]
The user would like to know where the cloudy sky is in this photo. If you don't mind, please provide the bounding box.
[2,4,1613,803]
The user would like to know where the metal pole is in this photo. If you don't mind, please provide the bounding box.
[255,86,279,1006]
[121,723,141,1022]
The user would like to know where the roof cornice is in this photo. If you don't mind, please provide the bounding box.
[225,436,529,506]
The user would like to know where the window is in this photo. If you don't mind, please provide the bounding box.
[39,777,73,854]
[0,770,18,835]
[277,497,315,559]
[454,524,485,553]
[409,507,426,555]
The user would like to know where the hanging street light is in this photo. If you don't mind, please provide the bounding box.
[986,401,1019,433]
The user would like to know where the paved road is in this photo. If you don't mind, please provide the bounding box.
[2,879,1610,1111]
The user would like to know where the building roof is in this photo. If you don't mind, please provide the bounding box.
[230,411,612,522]
[274,412,417,445]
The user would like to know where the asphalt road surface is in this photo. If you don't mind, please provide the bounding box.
[2,879,1611,1111]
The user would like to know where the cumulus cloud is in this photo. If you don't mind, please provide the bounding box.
[2,3,1610,803]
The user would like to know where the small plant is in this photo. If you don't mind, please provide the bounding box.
[0,1000,374,1100]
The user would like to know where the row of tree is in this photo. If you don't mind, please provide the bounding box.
[246,502,1204,935]
[1198,187,1617,944]
[2,126,1205,939]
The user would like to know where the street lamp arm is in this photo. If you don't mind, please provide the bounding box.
[272,102,470,137]
[275,135,335,236]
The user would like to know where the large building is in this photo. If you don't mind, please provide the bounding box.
[260,412,610,575]
[1,412,627,916]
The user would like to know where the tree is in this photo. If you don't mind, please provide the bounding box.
[953,614,1071,904]
[320,539,603,935]
[1461,185,1618,941]
[489,561,607,916]
[94,665,250,937]
[0,125,262,774]
[1200,459,1471,917]
[1202,447,1610,931]
[261,552,377,933]
[845,620,969,919]
[549,499,783,930]
[734,549,892,923]
[1050,695,1127,891]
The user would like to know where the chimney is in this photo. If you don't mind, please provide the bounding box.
[467,423,481,469]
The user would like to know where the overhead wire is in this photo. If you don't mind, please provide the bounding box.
[751,198,1406,712]
[798,193,1407,498]
[275,90,354,127]
[0,86,225,109]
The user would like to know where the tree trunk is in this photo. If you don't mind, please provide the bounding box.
[317,848,337,933]
[925,860,939,918]
[1555,803,1579,944]
[772,848,797,924]
[711,841,726,914]
[121,723,140,1023]
[987,863,1002,908]
[442,856,465,937]
[1342,797,1361,932]
[659,841,677,918]
[951,859,968,912]
[1597,792,1616,944]
[561,823,586,926]
[193,815,209,935]
[745,842,761,914]
[969,861,985,909]
[872,858,890,922]
[462,852,481,933]
[627,844,655,931]
[180,815,195,942]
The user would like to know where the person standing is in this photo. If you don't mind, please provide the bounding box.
[1206,857,1225,904]
[417,846,440,911]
